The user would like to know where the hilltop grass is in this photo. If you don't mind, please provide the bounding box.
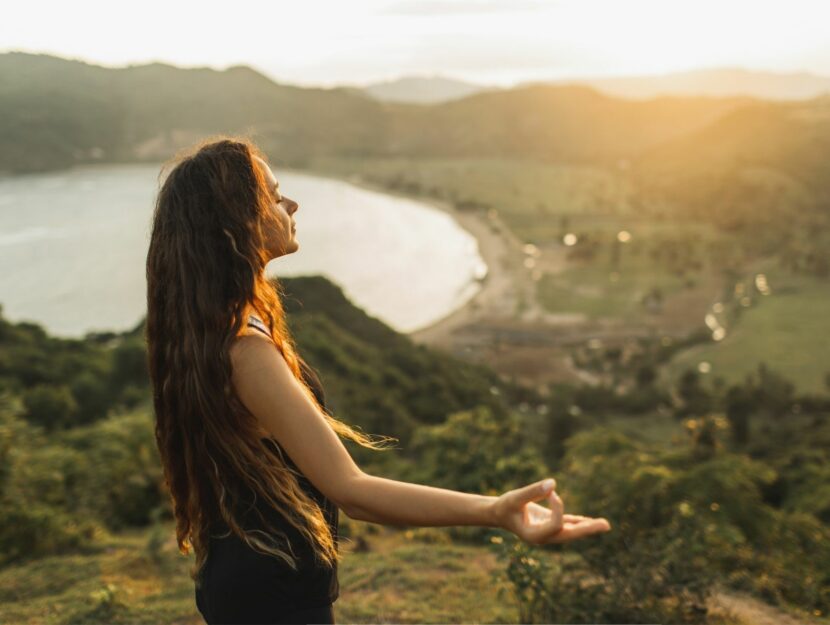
[0,522,519,625]
[0,518,775,625]
[4,516,814,625]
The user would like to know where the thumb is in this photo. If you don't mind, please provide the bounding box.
[512,478,556,506]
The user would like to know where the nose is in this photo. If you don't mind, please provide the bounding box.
[286,196,299,214]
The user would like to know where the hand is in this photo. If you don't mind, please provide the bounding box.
[491,478,612,545]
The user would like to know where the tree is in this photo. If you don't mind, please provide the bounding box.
[109,337,150,393]
[724,384,755,447]
[405,405,545,494]
[675,369,712,418]
[755,362,795,418]
[22,385,78,431]
[635,365,656,388]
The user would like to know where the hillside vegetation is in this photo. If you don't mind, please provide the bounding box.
[1,273,829,623]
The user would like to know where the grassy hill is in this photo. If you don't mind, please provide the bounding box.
[0,273,517,458]
[634,96,830,199]
[262,276,515,465]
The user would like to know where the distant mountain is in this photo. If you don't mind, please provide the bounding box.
[362,75,491,104]
[359,68,830,105]
[386,83,757,165]
[0,51,385,173]
[626,94,830,256]
[1,51,823,176]
[634,95,830,198]
[537,67,830,102]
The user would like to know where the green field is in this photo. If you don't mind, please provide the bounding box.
[307,155,633,243]
[662,263,830,394]
[7,511,822,625]
[536,221,729,323]
[308,155,830,396]
[537,253,704,322]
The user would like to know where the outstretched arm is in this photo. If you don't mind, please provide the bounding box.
[347,475,612,545]
[230,335,610,545]
[345,474,500,527]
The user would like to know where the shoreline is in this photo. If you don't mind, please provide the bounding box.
[293,167,526,349]
[288,167,668,391]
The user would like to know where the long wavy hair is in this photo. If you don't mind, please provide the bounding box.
[145,135,396,584]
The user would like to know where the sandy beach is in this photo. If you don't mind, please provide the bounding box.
[309,172,533,344]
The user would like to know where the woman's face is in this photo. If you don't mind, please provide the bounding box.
[254,156,299,259]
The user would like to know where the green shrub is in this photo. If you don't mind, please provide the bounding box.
[22,384,78,431]
[402,404,547,494]
[0,499,98,564]
[57,411,165,528]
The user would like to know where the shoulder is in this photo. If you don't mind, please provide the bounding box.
[229,331,281,372]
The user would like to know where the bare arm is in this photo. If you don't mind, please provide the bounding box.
[230,333,500,527]
[345,474,500,528]
[229,333,366,513]
[230,333,610,544]
[347,475,612,545]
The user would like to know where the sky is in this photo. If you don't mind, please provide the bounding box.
[2,0,829,87]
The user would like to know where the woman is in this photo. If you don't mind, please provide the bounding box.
[145,136,611,625]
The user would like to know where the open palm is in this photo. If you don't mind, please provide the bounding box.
[493,478,611,545]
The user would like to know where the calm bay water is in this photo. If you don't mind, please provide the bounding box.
[0,163,486,338]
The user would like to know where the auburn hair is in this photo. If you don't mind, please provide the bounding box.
[145,134,396,584]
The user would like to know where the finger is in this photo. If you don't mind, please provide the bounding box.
[569,514,611,528]
[547,518,612,543]
[531,502,564,544]
[563,513,608,525]
[513,478,557,507]
[549,490,564,521]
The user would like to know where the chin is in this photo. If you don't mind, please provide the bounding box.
[270,240,299,259]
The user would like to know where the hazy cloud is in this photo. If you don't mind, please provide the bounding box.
[380,0,555,16]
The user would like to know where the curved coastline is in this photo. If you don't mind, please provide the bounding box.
[0,163,487,339]
[295,168,521,349]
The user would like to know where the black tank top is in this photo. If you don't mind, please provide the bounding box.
[195,315,340,616]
